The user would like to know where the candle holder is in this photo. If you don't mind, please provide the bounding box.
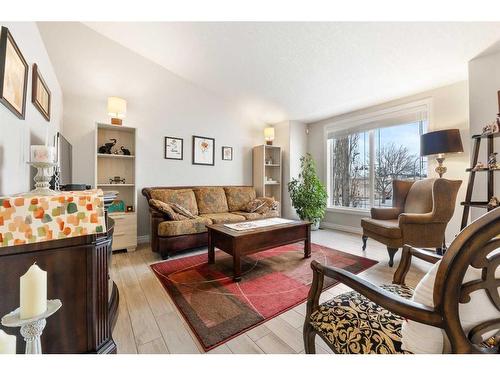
[27,162,58,196]
[1,299,62,354]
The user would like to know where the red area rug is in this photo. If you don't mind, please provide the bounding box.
[150,242,377,351]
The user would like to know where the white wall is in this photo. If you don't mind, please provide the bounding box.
[307,81,470,241]
[273,120,308,219]
[468,49,500,221]
[37,23,263,237]
[0,22,63,195]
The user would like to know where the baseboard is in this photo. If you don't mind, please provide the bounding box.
[320,221,363,235]
[137,235,150,244]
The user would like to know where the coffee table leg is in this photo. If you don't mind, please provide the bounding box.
[208,229,215,264]
[233,253,241,282]
[304,225,311,258]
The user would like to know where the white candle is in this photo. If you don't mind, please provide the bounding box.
[0,330,16,354]
[20,263,47,319]
[30,145,55,163]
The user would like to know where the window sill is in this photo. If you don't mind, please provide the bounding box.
[326,206,370,216]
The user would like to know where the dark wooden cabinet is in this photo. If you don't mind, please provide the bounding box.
[0,220,118,354]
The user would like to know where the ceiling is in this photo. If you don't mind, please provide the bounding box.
[76,22,500,123]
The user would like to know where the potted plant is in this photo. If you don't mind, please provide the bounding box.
[288,153,328,230]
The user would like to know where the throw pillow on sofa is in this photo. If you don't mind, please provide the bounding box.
[170,203,197,219]
[401,259,500,353]
[245,199,267,213]
[149,199,189,221]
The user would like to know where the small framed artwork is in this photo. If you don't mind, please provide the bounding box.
[192,135,215,166]
[222,146,233,161]
[0,26,29,119]
[32,63,51,121]
[164,136,183,160]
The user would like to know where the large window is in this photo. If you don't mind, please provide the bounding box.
[326,103,428,210]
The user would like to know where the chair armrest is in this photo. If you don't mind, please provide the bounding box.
[370,207,402,220]
[306,260,442,327]
[399,212,436,224]
[393,245,441,285]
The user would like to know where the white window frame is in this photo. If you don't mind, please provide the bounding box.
[323,98,433,214]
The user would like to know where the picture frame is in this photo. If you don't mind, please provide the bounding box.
[164,136,183,160]
[32,63,51,121]
[222,146,233,161]
[0,26,29,119]
[192,135,215,166]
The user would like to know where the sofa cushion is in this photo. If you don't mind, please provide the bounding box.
[158,216,212,237]
[199,212,245,224]
[149,199,189,221]
[233,211,279,220]
[309,284,414,354]
[224,187,257,212]
[361,218,401,239]
[193,187,229,214]
[150,189,199,216]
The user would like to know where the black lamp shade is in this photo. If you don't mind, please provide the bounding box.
[420,129,464,157]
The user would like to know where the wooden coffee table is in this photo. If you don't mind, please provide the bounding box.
[206,219,311,282]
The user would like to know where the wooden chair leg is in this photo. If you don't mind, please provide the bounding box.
[303,323,317,354]
[362,235,368,251]
[387,247,398,267]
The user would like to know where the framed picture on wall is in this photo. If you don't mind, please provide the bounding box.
[0,26,29,119]
[164,136,183,160]
[32,63,51,121]
[192,135,215,166]
[222,146,233,161]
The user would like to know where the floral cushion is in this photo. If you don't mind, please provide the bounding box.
[199,212,246,224]
[309,284,414,354]
[157,216,212,237]
[245,199,267,213]
[224,187,257,212]
[150,189,199,216]
[193,187,229,214]
[148,199,189,221]
[170,203,197,219]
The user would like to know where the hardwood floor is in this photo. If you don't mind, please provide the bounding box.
[110,228,431,354]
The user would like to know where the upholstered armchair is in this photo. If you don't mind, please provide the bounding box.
[361,178,462,266]
[303,208,500,354]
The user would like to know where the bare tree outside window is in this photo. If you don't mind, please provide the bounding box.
[328,121,427,209]
[330,133,365,207]
[375,143,419,204]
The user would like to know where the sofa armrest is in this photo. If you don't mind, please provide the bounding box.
[370,207,402,220]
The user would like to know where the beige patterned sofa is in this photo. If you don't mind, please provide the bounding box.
[142,186,279,259]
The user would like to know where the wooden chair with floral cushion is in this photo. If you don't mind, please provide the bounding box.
[303,208,500,354]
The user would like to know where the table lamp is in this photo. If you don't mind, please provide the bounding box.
[421,129,463,178]
[107,97,127,125]
[264,127,275,145]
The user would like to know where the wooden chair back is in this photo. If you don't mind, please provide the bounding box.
[433,208,500,353]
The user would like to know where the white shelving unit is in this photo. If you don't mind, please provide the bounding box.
[94,122,137,252]
[253,145,282,215]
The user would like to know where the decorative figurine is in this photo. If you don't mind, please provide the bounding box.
[488,152,499,170]
[487,196,499,210]
[472,161,486,171]
[109,176,126,184]
[482,121,499,136]
[98,138,117,154]
[121,146,131,155]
